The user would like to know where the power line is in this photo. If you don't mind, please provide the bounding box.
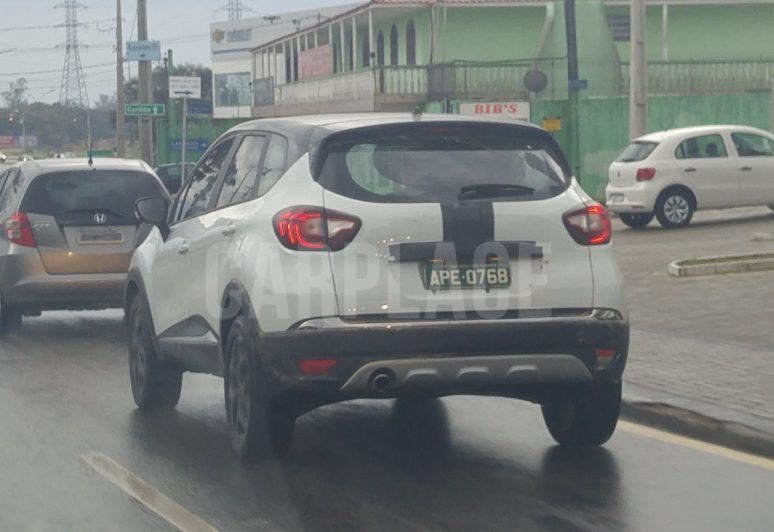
[0,18,114,32]
[56,0,89,107]
[0,62,114,77]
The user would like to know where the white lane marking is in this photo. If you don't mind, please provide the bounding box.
[81,452,219,532]
[618,421,774,471]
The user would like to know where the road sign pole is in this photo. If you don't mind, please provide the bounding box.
[181,96,188,178]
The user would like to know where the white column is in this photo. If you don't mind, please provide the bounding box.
[368,8,374,68]
[629,0,648,138]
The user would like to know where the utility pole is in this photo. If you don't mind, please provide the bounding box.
[629,0,648,139]
[137,0,153,165]
[564,0,581,179]
[115,0,126,157]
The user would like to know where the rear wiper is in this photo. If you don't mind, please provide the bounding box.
[65,207,126,218]
[619,158,637,162]
[458,183,535,200]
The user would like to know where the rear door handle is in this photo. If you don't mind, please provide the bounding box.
[740,166,752,171]
[178,243,190,255]
[683,167,697,173]
[221,225,236,237]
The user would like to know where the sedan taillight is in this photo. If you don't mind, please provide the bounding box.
[273,206,361,251]
[5,212,37,247]
[563,204,612,246]
[636,167,656,181]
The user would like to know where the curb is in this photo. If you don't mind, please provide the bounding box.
[668,255,774,277]
[621,398,774,460]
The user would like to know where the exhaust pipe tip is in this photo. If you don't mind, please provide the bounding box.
[369,369,394,392]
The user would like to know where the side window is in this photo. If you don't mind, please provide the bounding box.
[675,134,727,160]
[0,169,20,215]
[731,133,774,157]
[215,135,267,209]
[175,138,235,222]
[256,135,289,197]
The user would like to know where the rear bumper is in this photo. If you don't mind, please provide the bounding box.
[260,309,629,402]
[606,184,657,213]
[0,253,125,310]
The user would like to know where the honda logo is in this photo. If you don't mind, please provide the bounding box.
[93,213,107,225]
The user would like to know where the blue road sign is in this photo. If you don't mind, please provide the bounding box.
[170,139,209,152]
[187,100,213,117]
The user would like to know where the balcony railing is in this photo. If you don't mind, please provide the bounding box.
[620,59,774,94]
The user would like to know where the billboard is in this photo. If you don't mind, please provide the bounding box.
[299,44,333,80]
[126,41,161,61]
[459,101,531,122]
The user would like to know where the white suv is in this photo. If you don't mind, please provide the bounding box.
[127,114,628,459]
[607,125,774,228]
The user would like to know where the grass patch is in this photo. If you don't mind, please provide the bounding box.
[680,253,774,267]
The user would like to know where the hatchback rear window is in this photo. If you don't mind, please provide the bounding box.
[616,141,658,162]
[316,124,569,203]
[21,170,165,225]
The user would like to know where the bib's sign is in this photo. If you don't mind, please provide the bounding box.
[459,101,530,121]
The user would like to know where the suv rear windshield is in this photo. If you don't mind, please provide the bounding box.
[21,170,164,225]
[616,141,658,162]
[316,124,569,203]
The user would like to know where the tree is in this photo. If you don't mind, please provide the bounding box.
[2,78,28,109]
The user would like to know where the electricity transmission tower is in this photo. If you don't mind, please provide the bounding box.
[228,0,247,20]
[57,0,89,107]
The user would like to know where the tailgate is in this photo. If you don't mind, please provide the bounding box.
[28,213,139,274]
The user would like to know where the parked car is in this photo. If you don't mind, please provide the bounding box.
[154,163,194,195]
[607,125,774,228]
[127,113,629,460]
[0,158,168,332]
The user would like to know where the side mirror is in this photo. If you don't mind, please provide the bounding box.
[135,196,169,225]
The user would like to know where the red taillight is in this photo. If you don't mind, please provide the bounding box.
[563,204,612,246]
[595,348,617,359]
[273,206,361,251]
[636,167,656,181]
[298,358,338,375]
[5,213,37,247]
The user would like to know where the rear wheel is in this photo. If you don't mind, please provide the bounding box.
[0,295,22,335]
[655,190,694,228]
[619,212,653,229]
[128,295,183,409]
[542,382,621,448]
[225,315,295,460]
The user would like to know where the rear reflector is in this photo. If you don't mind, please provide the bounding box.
[5,212,37,247]
[636,167,656,181]
[273,206,361,251]
[563,204,612,246]
[595,348,617,359]
[298,358,338,375]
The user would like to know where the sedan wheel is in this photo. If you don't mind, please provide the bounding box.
[619,212,653,229]
[655,190,694,228]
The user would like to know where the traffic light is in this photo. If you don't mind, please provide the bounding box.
[8,114,13,123]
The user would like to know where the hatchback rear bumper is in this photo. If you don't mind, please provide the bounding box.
[260,309,629,403]
[0,253,125,311]
[605,184,657,213]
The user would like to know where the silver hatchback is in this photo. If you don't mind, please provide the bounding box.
[0,158,168,333]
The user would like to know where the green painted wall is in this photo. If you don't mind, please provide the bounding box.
[440,6,545,62]
[611,4,774,62]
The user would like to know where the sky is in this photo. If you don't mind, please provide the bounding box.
[0,0,342,105]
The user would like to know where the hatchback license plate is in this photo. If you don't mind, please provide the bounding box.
[424,264,511,290]
[79,230,123,244]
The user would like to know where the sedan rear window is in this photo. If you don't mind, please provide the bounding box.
[616,141,658,162]
[21,170,165,225]
[316,124,569,203]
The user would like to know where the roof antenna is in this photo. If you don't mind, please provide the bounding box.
[411,106,423,121]
[86,107,94,168]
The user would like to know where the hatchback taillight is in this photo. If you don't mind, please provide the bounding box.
[273,206,361,251]
[563,204,612,246]
[5,212,37,247]
[636,167,656,181]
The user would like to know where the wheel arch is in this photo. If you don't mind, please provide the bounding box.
[220,280,259,356]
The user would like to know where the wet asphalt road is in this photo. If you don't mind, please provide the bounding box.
[1,310,773,532]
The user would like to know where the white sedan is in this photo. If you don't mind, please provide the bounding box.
[606,125,774,228]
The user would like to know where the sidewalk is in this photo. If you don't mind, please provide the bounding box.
[612,207,774,456]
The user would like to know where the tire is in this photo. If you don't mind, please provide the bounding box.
[0,294,22,335]
[655,189,694,228]
[619,212,654,229]
[542,382,621,448]
[128,294,183,410]
[224,315,295,461]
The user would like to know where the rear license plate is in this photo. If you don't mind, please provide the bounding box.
[78,230,123,244]
[608,194,624,203]
[423,263,511,290]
